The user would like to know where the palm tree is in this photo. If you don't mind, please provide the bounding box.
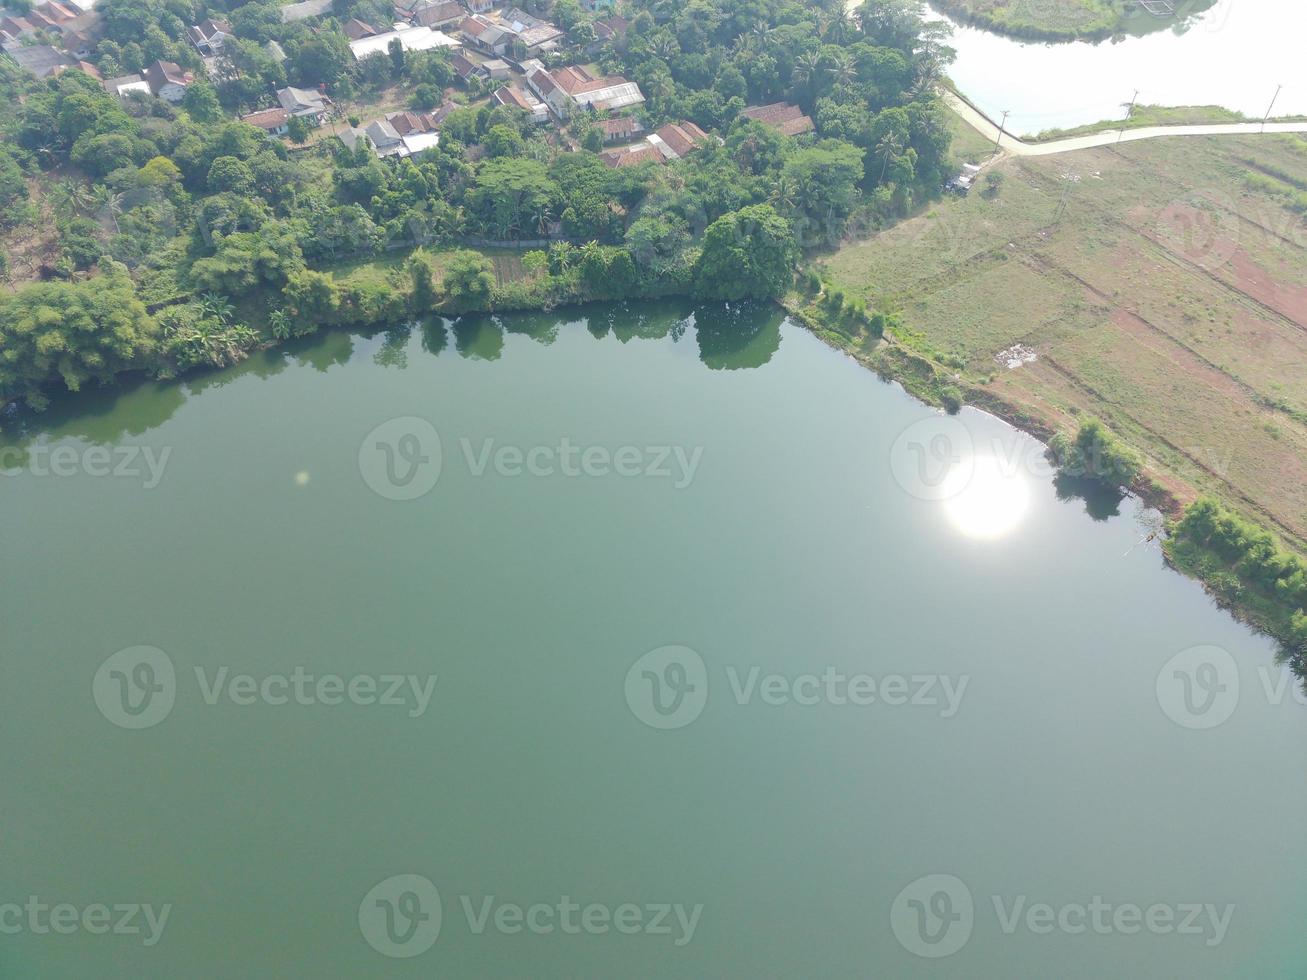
[63,180,96,215]
[791,51,822,89]
[533,202,553,237]
[769,175,798,214]
[826,50,855,89]
[876,132,904,184]
[650,33,679,61]
[827,7,856,43]
[91,186,125,234]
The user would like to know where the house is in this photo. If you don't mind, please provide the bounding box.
[143,59,191,101]
[5,44,76,77]
[342,18,377,40]
[340,109,442,157]
[592,14,627,43]
[265,39,287,62]
[241,106,290,135]
[524,65,569,116]
[458,15,512,55]
[449,51,486,84]
[740,102,815,137]
[598,115,642,143]
[186,18,231,56]
[514,21,561,52]
[481,57,510,79]
[61,28,93,58]
[35,1,79,24]
[600,144,662,168]
[348,24,458,60]
[527,64,643,117]
[493,83,548,124]
[276,85,332,122]
[104,72,150,98]
[279,0,332,22]
[0,16,36,42]
[647,121,709,160]
[499,7,561,52]
[411,0,463,29]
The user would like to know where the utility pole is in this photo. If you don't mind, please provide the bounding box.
[992,109,1010,158]
[1118,89,1139,144]
[1262,83,1282,132]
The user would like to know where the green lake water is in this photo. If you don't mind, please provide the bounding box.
[3,302,1305,977]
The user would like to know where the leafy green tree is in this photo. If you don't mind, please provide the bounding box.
[0,264,159,408]
[408,254,436,312]
[1049,419,1141,487]
[693,204,797,301]
[484,124,525,159]
[183,81,222,123]
[441,250,495,311]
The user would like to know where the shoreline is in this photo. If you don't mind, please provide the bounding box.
[4,279,1302,671]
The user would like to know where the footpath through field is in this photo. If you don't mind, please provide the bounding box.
[944,90,1307,157]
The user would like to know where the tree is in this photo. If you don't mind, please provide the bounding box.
[207,156,256,195]
[0,263,159,408]
[441,250,495,311]
[183,80,222,122]
[484,124,524,159]
[287,115,312,144]
[693,204,797,301]
[1049,418,1141,487]
[408,254,436,312]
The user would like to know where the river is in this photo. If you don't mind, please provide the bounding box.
[2,304,1305,976]
[938,0,1307,135]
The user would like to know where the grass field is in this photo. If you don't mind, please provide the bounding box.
[824,131,1307,554]
[929,0,1220,40]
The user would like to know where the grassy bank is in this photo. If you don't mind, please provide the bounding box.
[929,0,1221,42]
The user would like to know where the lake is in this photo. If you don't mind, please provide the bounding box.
[939,0,1307,135]
[3,303,1306,977]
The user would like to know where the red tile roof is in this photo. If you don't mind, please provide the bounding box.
[740,102,815,136]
